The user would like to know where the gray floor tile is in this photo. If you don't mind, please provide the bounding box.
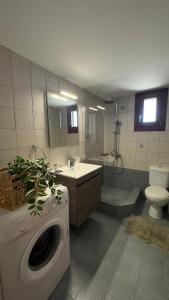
[50,206,168,300]
[105,251,141,300]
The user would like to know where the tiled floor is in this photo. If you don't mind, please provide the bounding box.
[49,201,169,300]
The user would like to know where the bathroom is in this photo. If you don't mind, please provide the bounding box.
[0,1,169,300]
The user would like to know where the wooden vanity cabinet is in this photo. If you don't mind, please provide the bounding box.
[56,168,102,226]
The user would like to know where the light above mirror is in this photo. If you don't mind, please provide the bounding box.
[97,105,106,110]
[50,93,69,101]
[89,107,98,111]
[60,90,78,100]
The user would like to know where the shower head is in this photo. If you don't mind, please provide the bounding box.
[104,96,116,104]
[104,100,115,104]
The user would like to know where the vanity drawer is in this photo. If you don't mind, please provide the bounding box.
[77,173,101,209]
[76,172,101,221]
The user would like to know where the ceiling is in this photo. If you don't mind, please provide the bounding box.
[0,0,169,97]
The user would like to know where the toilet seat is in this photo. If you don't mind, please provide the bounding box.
[145,185,169,201]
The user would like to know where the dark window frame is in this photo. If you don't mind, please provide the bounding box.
[67,104,78,134]
[134,87,168,131]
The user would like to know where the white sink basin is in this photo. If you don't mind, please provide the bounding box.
[58,163,102,179]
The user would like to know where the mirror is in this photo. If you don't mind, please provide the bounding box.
[47,92,79,147]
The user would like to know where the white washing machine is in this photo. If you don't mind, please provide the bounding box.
[0,186,70,300]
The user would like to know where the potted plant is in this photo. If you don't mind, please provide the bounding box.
[8,155,63,216]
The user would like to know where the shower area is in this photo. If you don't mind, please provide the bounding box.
[87,95,141,217]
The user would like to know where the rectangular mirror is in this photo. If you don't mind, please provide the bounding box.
[47,92,79,147]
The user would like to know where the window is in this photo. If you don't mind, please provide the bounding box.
[70,110,78,128]
[67,104,78,133]
[134,88,168,131]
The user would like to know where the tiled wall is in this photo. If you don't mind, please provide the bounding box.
[0,45,104,168]
[117,94,169,171]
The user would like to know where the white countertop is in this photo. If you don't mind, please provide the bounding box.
[57,162,102,179]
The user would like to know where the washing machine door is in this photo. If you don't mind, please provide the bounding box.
[20,218,67,284]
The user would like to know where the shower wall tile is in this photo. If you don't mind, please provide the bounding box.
[117,93,169,172]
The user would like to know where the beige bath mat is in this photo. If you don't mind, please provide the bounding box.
[125,215,169,252]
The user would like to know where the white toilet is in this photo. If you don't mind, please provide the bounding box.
[145,166,169,219]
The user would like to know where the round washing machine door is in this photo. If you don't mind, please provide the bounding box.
[20,218,67,285]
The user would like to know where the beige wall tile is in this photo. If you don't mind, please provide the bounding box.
[46,82,59,94]
[127,111,134,122]
[124,158,136,170]
[33,112,47,130]
[35,130,48,147]
[118,112,127,122]
[46,70,58,85]
[0,107,15,128]
[135,160,147,171]
[147,141,159,152]
[147,132,160,142]
[15,110,33,129]
[147,151,158,163]
[160,131,169,142]
[31,75,46,90]
[13,89,32,111]
[136,141,147,151]
[11,52,30,72]
[30,62,46,80]
[16,130,34,148]
[127,122,134,132]
[12,67,31,92]
[126,141,136,151]
[0,62,12,86]
[135,150,146,161]
[0,45,10,64]
[32,89,46,113]
[158,142,169,153]
[126,132,137,141]
[0,149,17,167]
[136,132,147,142]
[158,152,169,164]
[0,84,13,108]
[17,147,32,160]
[128,96,135,112]
[0,129,17,150]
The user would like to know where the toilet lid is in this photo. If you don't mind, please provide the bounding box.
[145,186,169,199]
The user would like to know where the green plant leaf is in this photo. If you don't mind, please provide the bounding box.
[37,200,45,205]
[30,211,36,216]
[37,206,43,211]
[37,191,47,197]
[28,204,36,210]
[25,189,35,198]
[28,199,36,204]
[57,189,63,195]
